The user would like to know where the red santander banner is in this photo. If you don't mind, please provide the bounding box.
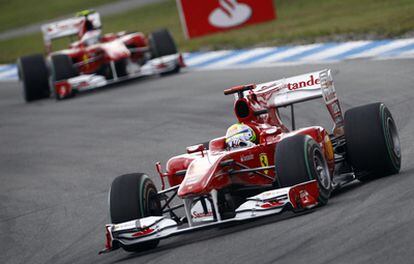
[176,0,276,39]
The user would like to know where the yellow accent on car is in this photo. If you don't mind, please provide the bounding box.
[324,135,334,161]
[259,153,269,174]
[82,54,89,70]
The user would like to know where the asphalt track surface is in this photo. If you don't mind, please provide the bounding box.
[1,59,414,264]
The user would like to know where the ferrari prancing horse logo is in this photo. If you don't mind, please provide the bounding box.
[82,54,89,70]
[259,153,269,174]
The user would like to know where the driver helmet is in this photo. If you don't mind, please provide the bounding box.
[76,9,96,18]
[225,123,256,149]
[76,9,97,31]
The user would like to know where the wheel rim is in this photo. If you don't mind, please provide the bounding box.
[386,117,401,159]
[146,189,161,216]
[313,148,331,190]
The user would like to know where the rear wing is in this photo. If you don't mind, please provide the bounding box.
[225,69,344,135]
[254,69,344,135]
[41,12,101,52]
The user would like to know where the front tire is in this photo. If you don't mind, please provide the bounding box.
[51,54,78,100]
[149,29,177,58]
[17,54,50,102]
[109,173,161,252]
[51,54,78,81]
[149,29,180,75]
[344,102,401,181]
[275,135,332,205]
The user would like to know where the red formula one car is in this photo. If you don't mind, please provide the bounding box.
[100,69,401,253]
[17,10,184,102]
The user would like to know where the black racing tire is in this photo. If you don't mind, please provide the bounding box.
[51,54,78,81]
[149,29,180,75]
[51,54,79,100]
[149,29,178,58]
[17,54,50,102]
[275,135,332,206]
[109,173,161,252]
[103,59,128,80]
[344,102,401,182]
[114,59,128,78]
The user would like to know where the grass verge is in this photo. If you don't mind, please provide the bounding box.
[1,0,414,63]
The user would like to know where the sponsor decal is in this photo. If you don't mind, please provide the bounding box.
[260,200,283,209]
[322,85,336,103]
[254,74,321,107]
[259,153,269,174]
[262,189,284,197]
[320,71,336,103]
[299,190,309,199]
[191,198,214,222]
[253,82,285,106]
[177,0,276,38]
[55,81,71,98]
[192,211,213,218]
[331,101,340,114]
[113,221,135,231]
[241,154,254,162]
[209,0,252,28]
[335,116,344,126]
[287,75,320,91]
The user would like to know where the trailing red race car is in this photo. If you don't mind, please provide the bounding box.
[17,10,184,102]
[100,69,401,254]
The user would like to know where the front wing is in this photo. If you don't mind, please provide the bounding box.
[100,180,319,254]
[55,54,182,99]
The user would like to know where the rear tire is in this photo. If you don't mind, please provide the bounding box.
[344,102,401,181]
[275,135,332,205]
[109,173,161,252]
[17,54,50,102]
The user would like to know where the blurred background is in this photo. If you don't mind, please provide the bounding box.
[0,0,413,63]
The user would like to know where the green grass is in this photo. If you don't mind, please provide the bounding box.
[0,0,117,32]
[1,0,414,63]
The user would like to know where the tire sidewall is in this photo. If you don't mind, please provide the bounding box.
[18,54,50,102]
[275,135,331,205]
[109,173,161,252]
[345,103,401,179]
[305,138,332,204]
[139,175,161,217]
[380,104,401,172]
[149,29,177,58]
[109,173,161,224]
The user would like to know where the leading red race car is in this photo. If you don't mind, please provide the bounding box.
[17,10,184,102]
[100,69,401,253]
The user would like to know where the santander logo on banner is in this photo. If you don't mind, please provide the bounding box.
[177,0,276,39]
[209,0,252,28]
